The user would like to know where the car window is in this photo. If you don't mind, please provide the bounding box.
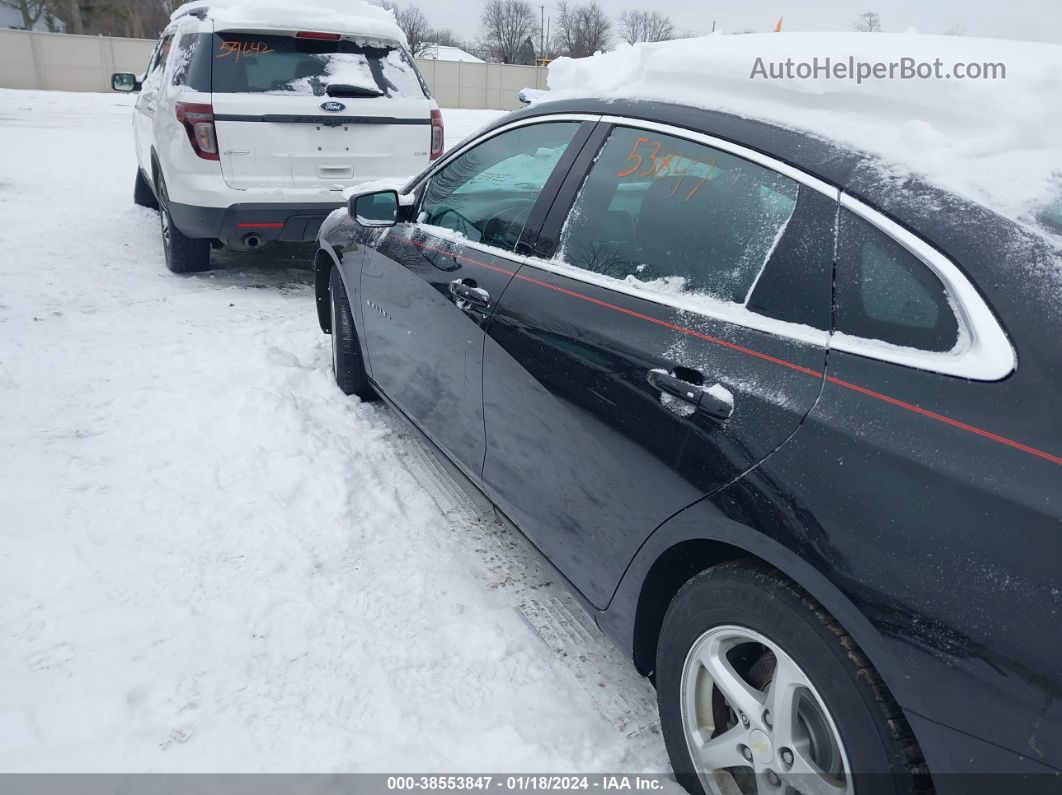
[418,122,581,252]
[171,33,198,87]
[141,33,174,97]
[555,126,799,305]
[209,33,426,98]
[835,209,959,352]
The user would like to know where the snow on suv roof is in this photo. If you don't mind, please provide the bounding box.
[172,0,407,45]
[547,32,1062,228]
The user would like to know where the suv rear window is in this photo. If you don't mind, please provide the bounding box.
[208,33,427,98]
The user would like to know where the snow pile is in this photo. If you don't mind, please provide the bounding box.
[0,91,672,772]
[547,33,1062,225]
[174,0,407,45]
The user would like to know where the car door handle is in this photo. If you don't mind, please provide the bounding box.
[449,279,490,308]
[647,369,734,421]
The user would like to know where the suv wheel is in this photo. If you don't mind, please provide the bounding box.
[133,168,159,210]
[156,172,209,273]
[329,265,376,400]
[656,562,926,795]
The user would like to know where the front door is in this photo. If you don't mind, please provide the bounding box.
[481,123,839,607]
[359,119,590,477]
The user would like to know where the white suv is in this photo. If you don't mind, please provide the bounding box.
[112,1,442,272]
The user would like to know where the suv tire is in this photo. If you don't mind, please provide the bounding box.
[656,562,927,795]
[329,265,376,400]
[133,168,159,210]
[157,172,209,273]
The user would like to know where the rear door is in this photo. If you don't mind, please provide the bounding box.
[481,122,840,607]
[207,29,432,190]
[359,119,593,479]
[135,31,175,173]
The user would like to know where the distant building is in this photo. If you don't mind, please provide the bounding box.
[1,6,65,32]
[418,44,484,64]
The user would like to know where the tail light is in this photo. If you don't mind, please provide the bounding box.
[296,31,342,40]
[430,108,444,161]
[176,101,219,161]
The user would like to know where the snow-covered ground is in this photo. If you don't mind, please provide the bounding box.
[0,90,671,774]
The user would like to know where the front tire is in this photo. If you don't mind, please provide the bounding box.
[133,168,159,209]
[656,562,927,795]
[156,172,209,273]
[329,265,376,400]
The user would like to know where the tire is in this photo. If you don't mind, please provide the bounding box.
[656,561,928,795]
[156,172,209,273]
[329,265,377,400]
[133,168,159,210]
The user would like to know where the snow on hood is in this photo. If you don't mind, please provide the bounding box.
[173,0,407,46]
[547,32,1062,226]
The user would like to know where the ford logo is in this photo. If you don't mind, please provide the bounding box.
[320,101,346,112]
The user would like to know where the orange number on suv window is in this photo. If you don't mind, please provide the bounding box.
[217,40,274,62]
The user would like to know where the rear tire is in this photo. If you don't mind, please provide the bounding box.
[656,562,928,795]
[133,168,158,209]
[329,265,376,400]
[156,172,209,273]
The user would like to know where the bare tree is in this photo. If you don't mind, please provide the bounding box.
[555,1,611,58]
[58,0,83,34]
[943,22,966,36]
[392,5,434,57]
[480,0,538,63]
[852,11,882,32]
[1,0,49,29]
[618,10,674,44]
[428,28,464,48]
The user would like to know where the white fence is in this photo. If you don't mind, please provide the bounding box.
[0,29,548,110]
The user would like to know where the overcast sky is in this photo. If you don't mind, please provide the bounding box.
[405,0,1062,46]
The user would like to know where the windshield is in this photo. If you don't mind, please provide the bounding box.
[208,33,427,98]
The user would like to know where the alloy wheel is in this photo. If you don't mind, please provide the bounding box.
[680,625,852,795]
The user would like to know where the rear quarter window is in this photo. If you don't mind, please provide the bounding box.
[209,33,427,98]
[835,209,960,352]
[171,32,207,89]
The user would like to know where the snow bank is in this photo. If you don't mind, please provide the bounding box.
[547,33,1062,226]
[174,0,407,45]
[0,93,663,772]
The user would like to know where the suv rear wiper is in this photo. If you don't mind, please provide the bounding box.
[326,83,384,98]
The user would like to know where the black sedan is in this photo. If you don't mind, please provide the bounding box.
[312,99,1061,795]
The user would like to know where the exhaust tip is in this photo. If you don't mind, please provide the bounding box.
[244,234,261,249]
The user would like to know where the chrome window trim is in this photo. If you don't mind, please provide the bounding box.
[596,114,840,201]
[835,193,1015,381]
[410,111,1015,381]
[411,113,603,191]
[454,237,831,349]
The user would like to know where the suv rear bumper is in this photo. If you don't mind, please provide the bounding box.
[168,201,344,243]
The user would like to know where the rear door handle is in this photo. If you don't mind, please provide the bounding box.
[449,278,490,308]
[647,369,734,421]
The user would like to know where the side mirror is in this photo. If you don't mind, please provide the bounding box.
[349,189,399,228]
[112,72,140,92]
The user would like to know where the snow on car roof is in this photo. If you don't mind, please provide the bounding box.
[546,32,1062,228]
[172,0,407,46]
